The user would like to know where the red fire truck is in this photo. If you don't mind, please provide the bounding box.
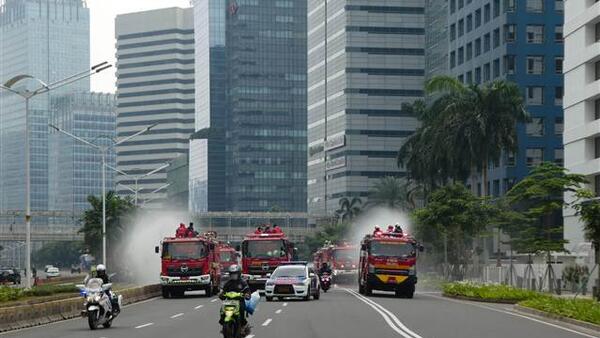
[239,232,295,291]
[155,233,221,298]
[358,231,423,298]
[218,243,238,274]
[313,242,359,281]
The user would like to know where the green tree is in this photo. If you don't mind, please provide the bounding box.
[413,184,495,280]
[301,222,352,260]
[367,176,418,210]
[32,241,83,268]
[335,197,362,223]
[80,191,135,264]
[572,189,600,300]
[506,163,587,254]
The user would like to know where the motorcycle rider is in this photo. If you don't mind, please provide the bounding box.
[219,265,251,328]
[319,262,332,276]
[93,264,120,315]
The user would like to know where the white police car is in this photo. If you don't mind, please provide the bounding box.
[264,262,320,301]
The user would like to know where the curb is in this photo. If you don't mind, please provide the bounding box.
[514,304,600,333]
[0,284,160,333]
[442,293,519,304]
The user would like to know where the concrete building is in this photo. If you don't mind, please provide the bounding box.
[0,0,90,212]
[306,0,425,216]
[563,0,598,253]
[48,92,116,212]
[190,0,307,213]
[447,0,564,198]
[166,154,189,211]
[115,7,195,208]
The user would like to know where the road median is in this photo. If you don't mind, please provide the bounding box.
[0,284,160,332]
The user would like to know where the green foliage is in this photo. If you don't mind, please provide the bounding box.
[505,162,587,253]
[80,191,135,263]
[573,189,600,267]
[399,77,528,195]
[32,241,83,268]
[301,222,352,259]
[413,184,496,270]
[520,297,600,325]
[367,176,420,211]
[335,197,362,223]
[442,282,542,303]
[0,284,78,303]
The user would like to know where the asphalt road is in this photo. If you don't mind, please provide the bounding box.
[3,286,598,338]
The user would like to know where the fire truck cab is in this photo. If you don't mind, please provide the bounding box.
[155,233,221,298]
[313,242,359,281]
[358,231,423,298]
[240,232,295,291]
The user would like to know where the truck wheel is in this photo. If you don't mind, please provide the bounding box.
[358,280,365,295]
[266,296,273,302]
[162,287,171,299]
[205,285,213,297]
[365,283,372,296]
[405,283,415,299]
[395,289,404,298]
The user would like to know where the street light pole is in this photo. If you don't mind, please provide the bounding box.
[49,123,156,267]
[1,62,112,288]
[106,163,169,207]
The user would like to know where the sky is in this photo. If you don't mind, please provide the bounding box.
[87,0,192,93]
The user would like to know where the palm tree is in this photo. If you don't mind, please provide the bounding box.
[335,197,362,223]
[425,76,529,196]
[367,176,415,210]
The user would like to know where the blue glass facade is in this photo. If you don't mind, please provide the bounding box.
[0,0,90,212]
[447,0,564,195]
[191,0,307,213]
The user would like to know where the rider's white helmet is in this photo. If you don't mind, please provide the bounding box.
[96,264,106,272]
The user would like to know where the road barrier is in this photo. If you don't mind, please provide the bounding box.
[0,284,160,332]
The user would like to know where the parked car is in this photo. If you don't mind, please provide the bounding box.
[0,268,21,284]
[45,267,60,278]
[70,264,81,274]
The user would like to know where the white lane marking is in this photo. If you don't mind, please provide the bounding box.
[275,309,282,314]
[282,302,288,307]
[345,289,421,338]
[423,293,598,338]
[170,313,184,319]
[195,304,204,310]
[211,298,218,303]
[135,322,154,329]
[247,335,255,338]
[262,318,273,326]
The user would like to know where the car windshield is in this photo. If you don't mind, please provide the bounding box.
[333,249,358,262]
[162,242,208,260]
[220,251,236,262]
[85,278,103,291]
[243,240,287,259]
[370,241,415,258]
[271,266,306,279]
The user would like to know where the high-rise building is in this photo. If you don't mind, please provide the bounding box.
[306,0,425,216]
[115,7,195,208]
[446,0,564,197]
[48,92,116,212]
[425,0,449,81]
[190,0,307,213]
[563,0,596,252]
[0,0,90,212]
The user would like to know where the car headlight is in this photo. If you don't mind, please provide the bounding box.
[368,264,375,273]
[265,281,275,286]
[351,264,356,269]
[200,274,210,281]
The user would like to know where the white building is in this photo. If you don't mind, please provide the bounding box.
[115,7,195,207]
[563,0,599,253]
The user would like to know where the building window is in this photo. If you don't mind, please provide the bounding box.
[555,116,564,135]
[595,137,600,158]
[494,0,501,17]
[555,0,564,12]
[484,33,491,51]
[526,148,544,167]
[554,149,564,167]
[527,56,544,74]
[458,0,464,9]
[475,9,482,27]
[458,47,464,64]
[596,22,600,42]
[466,43,473,61]
[506,0,516,12]
[459,19,465,37]
[505,55,516,74]
[458,74,465,83]
[527,25,544,43]
[595,99,600,120]
[467,14,473,32]
[555,57,563,74]
[450,24,456,41]
[484,3,491,22]
[493,59,500,78]
[507,152,516,166]
[450,0,456,13]
[555,87,564,106]
[450,51,456,68]
[555,26,563,42]
[475,67,482,83]
[596,60,600,80]
[526,117,545,136]
[526,86,544,105]
[595,176,600,197]
[484,63,491,81]
[466,71,473,84]
[527,0,544,12]
[493,28,501,48]
[475,38,482,56]
[505,24,516,42]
